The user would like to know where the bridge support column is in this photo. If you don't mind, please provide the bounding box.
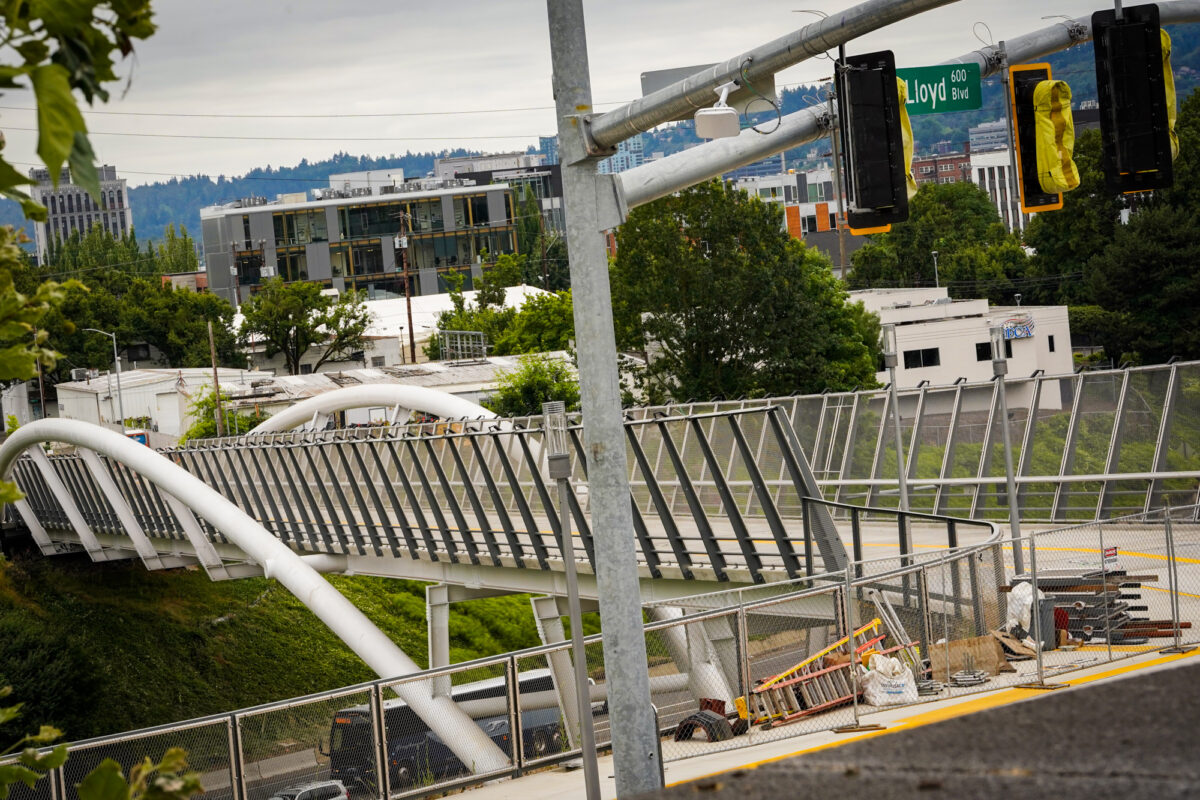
[648,607,734,708]
[426,584,451,696]
[531,595,585,749]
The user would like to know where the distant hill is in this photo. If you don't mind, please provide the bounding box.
[2,23,1198,246]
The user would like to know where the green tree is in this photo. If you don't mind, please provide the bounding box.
[846,181,1025,303]
[493,290,574,355]
[611,181,880,401]
[154,224,200,274]
[0,1,155,220]
[179,386,269,442]
[1023,128,1121,305]
[483,354,579,417]
[423,271,515,360]
[238,279,371,374]
[1085,204,1200,363]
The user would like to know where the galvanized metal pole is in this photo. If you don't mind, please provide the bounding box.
[1016,532,1065,690]
[545,3,660,794]
[1160,507,1196,654]
[556,472,600,800]
[998,43,1024,233]
[991,326,1024,575]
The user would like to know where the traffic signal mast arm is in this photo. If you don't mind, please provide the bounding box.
[586,0,961,153]
[618,0,1200,212]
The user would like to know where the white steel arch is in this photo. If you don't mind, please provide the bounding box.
[0,418,509,775]
[250,384,496,434]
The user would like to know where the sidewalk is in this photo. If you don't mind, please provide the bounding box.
[460,647,1200,800]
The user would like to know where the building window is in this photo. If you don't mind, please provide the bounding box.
[371,356,386,367]
[1048,334,1055,353]
[299,363,313,375]
[903,348,941,369]
[1005,339,1013,359]
[976,342,991,361]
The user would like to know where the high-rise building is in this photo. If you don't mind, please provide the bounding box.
[968,120,1008,153]
[28,165,133,260]
[538,135,559,166]
[200,175,518,307]
[596,134,645,174]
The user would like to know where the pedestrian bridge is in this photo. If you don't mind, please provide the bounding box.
[4,360,1197,601]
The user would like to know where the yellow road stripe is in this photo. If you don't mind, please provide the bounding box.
[664,648,1200,789]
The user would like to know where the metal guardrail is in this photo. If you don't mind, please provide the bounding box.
[8,405,993,586]
[9,507,1195,800]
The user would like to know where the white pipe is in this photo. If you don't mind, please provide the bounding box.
[249,384,495,434]
[0,419,509,775]
[648,607,734,706]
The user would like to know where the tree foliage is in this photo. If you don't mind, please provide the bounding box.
[1085,204,1200,363]
[237,279,371,374]
[611,181,880,401]
[483,354,579,417]
[178,386,270,442]
[7,225,243,379]
[1023,129,1121,305]
[424,263,574,359]
[0,0,155,218]
[846,181,1026,303]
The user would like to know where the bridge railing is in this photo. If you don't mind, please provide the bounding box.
[9,506,1197,800]
[10,404,993,586]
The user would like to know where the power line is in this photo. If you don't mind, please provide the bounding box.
[0,101,627,119]
[3,126,539,143]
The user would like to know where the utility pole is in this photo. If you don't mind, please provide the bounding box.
[547,2,661,795]
[827,82,848,278]
[208,320,225,437]
[395,214,418,363]
[538,208,549,289]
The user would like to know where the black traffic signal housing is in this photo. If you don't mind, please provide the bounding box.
[1008,63,1064,213]
[836,50,908,233]
[1093,4,1173,193]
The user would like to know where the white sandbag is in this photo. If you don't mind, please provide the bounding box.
[861,654,917,706]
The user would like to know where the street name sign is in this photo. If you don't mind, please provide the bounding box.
[897,64,982,115]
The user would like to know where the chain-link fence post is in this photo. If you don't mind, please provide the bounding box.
[735,605,751,743]
[1099,523,1114,663]
[835,569,884,733]
[1017,534,1066,690]
[1160,507,1196,654]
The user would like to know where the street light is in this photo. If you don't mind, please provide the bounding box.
[989,323,1025,574]
[880,324,909,512]
[542,400,599,800]
[931,250,940,289]
[83,328,125,432]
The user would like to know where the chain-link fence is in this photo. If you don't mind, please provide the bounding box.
[21,505,1200,799]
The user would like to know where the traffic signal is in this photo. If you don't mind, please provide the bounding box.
[1093,4,1175,193]
[836,50,909,233]
[1008,63,1079,213]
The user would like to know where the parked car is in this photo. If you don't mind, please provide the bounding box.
[267,780,349,800]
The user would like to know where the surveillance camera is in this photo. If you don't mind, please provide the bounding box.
[695,81,741,139]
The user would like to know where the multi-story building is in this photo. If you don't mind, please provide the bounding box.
[854,287,1073,408]
[538,135,559,166]
[596,134,645,174]
[969,119,1009,153]
[912,148,972,188]
[200,176,518,306]
[28,165,133,260]
[458,164,565,234]
[968,149,1023,232]
[434,152,544,180]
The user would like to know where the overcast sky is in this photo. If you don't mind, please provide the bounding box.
[2,0,1104,187]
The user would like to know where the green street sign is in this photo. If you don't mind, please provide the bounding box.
[897,63,982,115]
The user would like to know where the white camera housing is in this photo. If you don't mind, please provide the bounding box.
[695,81,741,139]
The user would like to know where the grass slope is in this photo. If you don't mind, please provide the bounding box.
[0,547,544,742]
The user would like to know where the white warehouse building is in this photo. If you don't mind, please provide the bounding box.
[852,287,1073,410]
